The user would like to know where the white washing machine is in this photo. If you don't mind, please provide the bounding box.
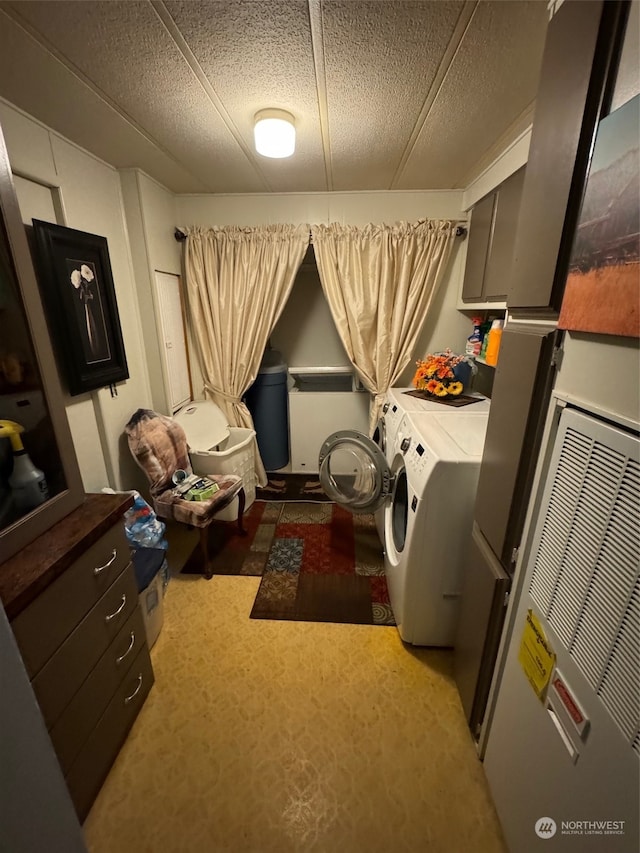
[372,389,489,544]
[378,387,489,461]
[318,406,489,645]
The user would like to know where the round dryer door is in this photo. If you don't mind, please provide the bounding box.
[318,430,392,513]
[372,417,386,457]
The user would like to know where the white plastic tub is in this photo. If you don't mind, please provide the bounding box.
[189,427,257,521]
[139,572,164,649]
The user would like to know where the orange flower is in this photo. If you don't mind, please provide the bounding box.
[412,366,426,385]
[426,379,439,394]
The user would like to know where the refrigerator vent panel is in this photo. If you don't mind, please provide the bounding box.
[529,412,640,747]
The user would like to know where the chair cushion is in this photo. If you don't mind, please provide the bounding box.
[154,473,243,528]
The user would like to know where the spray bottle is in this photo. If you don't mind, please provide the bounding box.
[0,420,49,511]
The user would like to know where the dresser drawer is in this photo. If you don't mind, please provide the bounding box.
[12,522,131,677]
[49,605,146,775]
[31,565,138,726]
[65,644,154,822]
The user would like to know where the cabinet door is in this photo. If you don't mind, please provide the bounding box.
[508,0,622,309]
[483,167,526,301]
[454,523,510,736]
[461,192,496,302]
[473,326,557,565]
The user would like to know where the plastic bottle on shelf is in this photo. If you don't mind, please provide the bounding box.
[478,319,492,361]
[465,316,484,357]
[484,319,504,366]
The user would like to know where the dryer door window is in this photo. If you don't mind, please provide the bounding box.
[318,430,392,513]
[391,468,408,554]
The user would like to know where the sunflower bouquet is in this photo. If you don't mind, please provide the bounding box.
[412,349,471,397]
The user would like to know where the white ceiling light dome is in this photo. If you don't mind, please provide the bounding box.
[254,109,296,158]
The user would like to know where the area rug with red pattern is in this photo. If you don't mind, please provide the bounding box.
[249,501,395,627]
[181,500,394,626]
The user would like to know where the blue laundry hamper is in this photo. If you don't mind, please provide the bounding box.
[244,351,290,471]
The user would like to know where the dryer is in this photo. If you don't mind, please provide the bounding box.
[371,389,489,544]
[318,406,489,645]
[379,387,489,460]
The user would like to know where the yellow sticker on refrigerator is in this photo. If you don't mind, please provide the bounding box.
[518,609,556,699]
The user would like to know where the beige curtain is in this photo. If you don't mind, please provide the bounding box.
[182,224,309,485]
[311,220,457,432]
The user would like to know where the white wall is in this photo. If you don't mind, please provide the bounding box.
[120,169,185,414]
[0,99,152,493]
[270,264,350,368]
[176,189,463,227]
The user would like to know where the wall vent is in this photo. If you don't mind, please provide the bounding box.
[529,409,639,747]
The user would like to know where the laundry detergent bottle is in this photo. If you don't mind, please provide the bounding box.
[484,319,504,367]
[465,316,484,357]
[0,420,49,511]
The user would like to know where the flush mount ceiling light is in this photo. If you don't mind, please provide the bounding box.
[254,109,296,158]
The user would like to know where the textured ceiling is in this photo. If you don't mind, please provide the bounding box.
[0,1,549,194]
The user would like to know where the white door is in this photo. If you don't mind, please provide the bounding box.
[154,272,191,412]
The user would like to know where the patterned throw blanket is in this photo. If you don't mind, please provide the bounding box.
[125,409,242,526]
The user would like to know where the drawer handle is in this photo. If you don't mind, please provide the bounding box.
[115,631,136,665]
[124,674,143,705]
[105,594,127,623]
[94,549,118,576]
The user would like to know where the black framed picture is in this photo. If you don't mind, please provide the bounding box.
[31,220,129,396]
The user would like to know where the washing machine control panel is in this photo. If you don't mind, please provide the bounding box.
[404,438,431,484]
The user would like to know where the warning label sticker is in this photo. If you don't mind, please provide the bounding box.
[518,609,556,700]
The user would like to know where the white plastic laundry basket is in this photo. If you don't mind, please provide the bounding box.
[188,427,257,521]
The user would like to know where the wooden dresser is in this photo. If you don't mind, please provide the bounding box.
[0,492,154,821]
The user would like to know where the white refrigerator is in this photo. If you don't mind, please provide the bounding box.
[483,404,639,852]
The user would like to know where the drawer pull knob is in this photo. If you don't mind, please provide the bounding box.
[94,549,118,576]
[105,594,127,623]
[124,674,143,705]
[116,631,136,665]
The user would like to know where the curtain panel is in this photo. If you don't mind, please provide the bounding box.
[182,224,309,485]
[310,220,457,432]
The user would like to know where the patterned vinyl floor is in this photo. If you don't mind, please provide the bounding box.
[82,520,507,853]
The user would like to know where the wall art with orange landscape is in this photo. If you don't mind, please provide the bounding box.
[559,94,639,338]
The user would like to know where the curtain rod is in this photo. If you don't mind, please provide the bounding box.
[174,224,468,242]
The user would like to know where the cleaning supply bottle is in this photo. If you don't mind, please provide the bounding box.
[484,319,504,367]
[465,316,484,357]
[0,420,49,511]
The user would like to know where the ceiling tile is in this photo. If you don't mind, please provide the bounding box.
[0,9,207,192]
[164,0,327,192]
[3,0,266,192]
[0,0,550,194]
[321,0,465,190]
[397,0,548,189]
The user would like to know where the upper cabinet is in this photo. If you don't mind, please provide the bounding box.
[461,166,526,306]
[508,0,626,311]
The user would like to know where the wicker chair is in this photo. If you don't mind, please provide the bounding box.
[125,409,246,579]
